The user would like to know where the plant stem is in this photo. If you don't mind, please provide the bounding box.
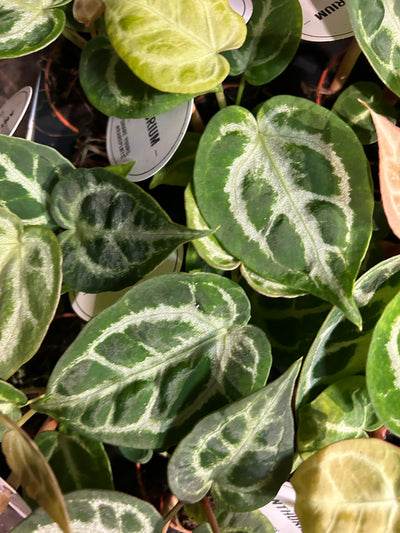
[201,497,220,533]
[162,500,184,523]
[328,38,361,95]
[62,27,87,50]
[216,90,227,109]
[236,75,246,106]
[17,408,36,428]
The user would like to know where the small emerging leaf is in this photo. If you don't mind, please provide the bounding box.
[0,382,27,439]
[73,0,104,26]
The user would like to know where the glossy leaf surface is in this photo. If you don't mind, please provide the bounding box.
[103,0,246,93]
[0,0,69,58]
[0,208,62,379]
[367,289,400,436]
[13,490,163,532]
[168,361,300,511]
[296,255,400,408]
[0,135,74,229]
[0,382,27,439]
[80,37,198,118]
[193,97,373,327]
[34,273,271,449]
[292,439,400,533]
[224,0,302,85]
[347,0,400,96]
[50,167,208,292]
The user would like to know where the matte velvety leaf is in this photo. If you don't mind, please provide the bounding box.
[347,1,400,97]
[296,255,400,408]
[34,273,272,450]
[0,0,69,58]
[168,361,300,511]
[103,0,247,93]
[223,0,302,85]
[0,135,74,229]
[50,167,209,292]
[292,439,400,533]
[13,490,163,532]
[193,97,373,327]
[0,208,62,379]
[0,382,27,439]
[0,413,71,533]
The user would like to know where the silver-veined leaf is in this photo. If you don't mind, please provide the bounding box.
[0,0,70,58]
[292,439,400,533]
[0,135,74,229]
[50,167,209,292]
[296,376,380,460]
[103,0,247,93]
[0,208,62,379]
[223,0,302,85]
[0,382,27,439]
[296,255,400,409]
[168,361,300,511]
[347,1,400,97]
[367,289,400,436]
[33,273,272,450]
[79,36,199,118]
[193,97,373,327]
[13,489,163,533]
[241,265,304,298]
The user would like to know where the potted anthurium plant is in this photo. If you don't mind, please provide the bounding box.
[2,0,400,531]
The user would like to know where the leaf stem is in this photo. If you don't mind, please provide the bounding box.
[236,75,246,106]
[162,500,184,523]
[62,27,87,50]
[328,38,361,95]
[17,408,37,428]
[201,497,220,533]
[216,90,227,110]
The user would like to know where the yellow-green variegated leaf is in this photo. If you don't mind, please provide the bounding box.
[347,1,400,97]
[103,0,247,94]
[367,289,400,437]
[0,208,62,379]
[193,96,373,327]
[13,490,163,533]
[168,361,300,511]
[291,439,400,533]
[0,135,74,229]
[50,167,210,292]
[33,273,272,450]
[296,255,400,409]
[0,0,70,58]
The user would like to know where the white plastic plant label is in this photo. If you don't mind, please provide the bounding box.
[228,0,253,23]
[106,100,193,182]
[70,246,184,321]
[259,482,302,532]
[299,0,353,42]
[0,86,32,136]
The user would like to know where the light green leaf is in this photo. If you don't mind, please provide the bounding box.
[0,413,71,533]
[215,509,275,533]
[347,1,400,97]
[106,161,135,179]
[0,135,74,229]
[50,167,209,292]
[0,208,62,379]
[223,0,302,85]
[297,376,380,459]
[332,82,397,145]
[291,438,400,533]
[0,0,70,58]
[367,289,400,436]
[193,97,373,327]
[0,382,27,439]
[168,361,300,511]
[79,36,199,118]
[35,430,114,493]
[296,255,400,408]
[103,0,247,93]
[13,489,164,532]
[33,273,272,450]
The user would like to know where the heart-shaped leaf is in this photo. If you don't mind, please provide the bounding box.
[0,0,70,58]
[0,208,62,379]
[34,273,272,450]
[50,167,209,292]
[347,0,400,97]
[0,135,74,229]
[223,0,302,85]
[13,489,164,533]
[0,382,27,439]
[291,438,400,533]
[103,0,247,93]
[168,361,300,511]
[296,255,400,408]
[193,96,373,326]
